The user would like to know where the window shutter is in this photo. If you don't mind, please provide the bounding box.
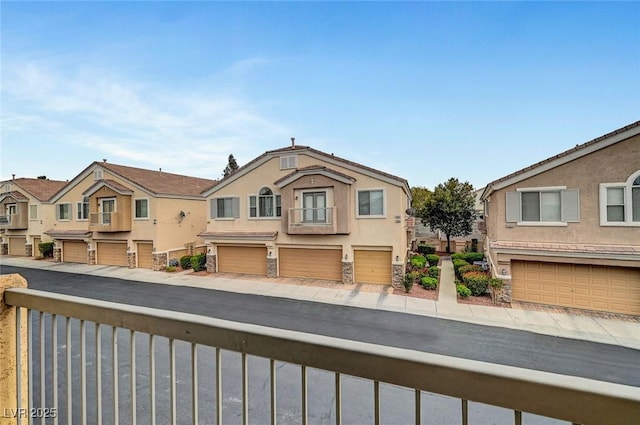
[280,157,287,169]
[56,205,60,220]
[505,192,520,222]
[232,197,240,218]
[561,189,580,222]
[211,199,217,219]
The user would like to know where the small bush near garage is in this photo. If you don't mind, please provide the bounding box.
[458,264,483,278]
[463,252,484,263]
[462,271,490,296]
[180,255,192,270]
[190,253,207,272]
[456,284,472,298]
[452,259,470,280]
[166,266,177,272]
[428,266,439,278]
[403,272,416,293]
[417,244,436,255]
[410,254,427,269]
[38,242,54,258]
[426,254,440,267]
[420,276,438,290]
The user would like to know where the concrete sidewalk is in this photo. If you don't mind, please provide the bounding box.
[2,256,639,350]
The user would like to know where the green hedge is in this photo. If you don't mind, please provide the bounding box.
[426,254,440,267]
[456,284,471,298]
[462,271,490,296]
[190,253,207,272]
[180,255,192,270]
[417,244,436,255]
[428,266,440,278]
[410,254,427,269]
[38,242,54,258]
[420,276,438,290]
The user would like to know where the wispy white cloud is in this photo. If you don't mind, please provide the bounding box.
[2,58,291,179]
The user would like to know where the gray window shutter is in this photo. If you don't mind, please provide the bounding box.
[211,199,217,219]
[561,189,580,222]
[56,205,60,220]
[232,197,240,218]
[505,192,520,222]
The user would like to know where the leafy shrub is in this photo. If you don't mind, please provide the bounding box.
[426,254,440,267]
[168,258,179,268]
[450,253,465,261]
[190,253,207,272]
[420,276,438,290]
[456,284,471,298]
[489,278,504,289]
[428,266,440,278]
[463,252,484,263]
[458,264,483,278]
[417,244,436,255]
[403,272,416,293]
[462,271,490,296]
[38,242,54,258]
[179,255,192,270]
[452,259,470,276]
[410,254,427,269]
[166,265,177,272]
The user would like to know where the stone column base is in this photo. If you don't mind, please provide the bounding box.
[25,244,33,257]
[53,247,62,262]
[267,257,277,278]
[206,254,216,273]
[1,243,8,256]
[392,264,405,287]
[127,252,136,269]
[153,252,168,271]
[342,261,353,285]
[88,249,96,265]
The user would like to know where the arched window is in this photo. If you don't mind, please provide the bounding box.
[249,187,281,218]
[632,175,640,222]
[601,170,640,225]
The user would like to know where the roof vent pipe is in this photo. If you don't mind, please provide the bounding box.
[291,137,295,147]
[12,174,15,180]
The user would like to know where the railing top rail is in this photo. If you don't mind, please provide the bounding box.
[5,287,640,425]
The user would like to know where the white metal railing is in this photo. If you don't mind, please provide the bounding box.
[5,287,640,425]
[289,207,334,225]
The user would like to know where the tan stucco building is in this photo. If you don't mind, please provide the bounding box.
[45,161,216,270]
[199,144,414,285]
[0,178,67,257]
[481,121,640,315]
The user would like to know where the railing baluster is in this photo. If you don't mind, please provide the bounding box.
[52,314,58,425]
[16,307,23,425]
[415,390,421,425]
[216,348,222,425]
[112,327,118,425]
[335,373,341,425]
[149,335,156,425]
[301,365,307,425]
[170,339,176,425]
[514,410,522,425]
[270,359,276,425]
[66,317,72,425]
[373,380,380,425]
[242,353,248,425]
[39,312,45,425]
[27,309,32,425]
[96,324,102,425]
[191,343,198,425]
[130,330,136,425]
[461,399,468,425]
[80,320,86,425]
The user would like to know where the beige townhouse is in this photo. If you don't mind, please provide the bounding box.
[45,161,216,270]
[199,142,414,286]
[0,177,67,257]
[481,121,640,315]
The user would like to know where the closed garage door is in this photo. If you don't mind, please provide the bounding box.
[137,243,153,269]
[97,242,128,267]
[63,241,87,263]
[279,248,342,281]
[354,250,392,285]
[218,246,266,275]
[9,237,26,256]
[512,261,640,315]
[32,237,41,258]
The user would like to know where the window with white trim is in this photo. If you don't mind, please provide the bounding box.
[505,188,579,224]
[249,187,281,218]
[93,170,103,180]
[211,197,239,219]
[357,189,385,217]
[56,203,72,220]
[600,171,640,225]
[29,204,38,220]
[279,155,298,170]
[134,198,149,219]
[77,198,89,220]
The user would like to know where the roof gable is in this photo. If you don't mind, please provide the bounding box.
[1,178,68,202]
[274,165,356,188]
[83,179,134,197]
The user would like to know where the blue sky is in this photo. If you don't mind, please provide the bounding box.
[2,2,639,190]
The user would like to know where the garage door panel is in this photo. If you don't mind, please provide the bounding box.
[218,246,266,275]
[512,261,640,315]
[97,242,128,267]
[63,241,87,263]
[280,248,342,281]
[354,250,392,285]
[9,237,26,256]
[137,243,153,269]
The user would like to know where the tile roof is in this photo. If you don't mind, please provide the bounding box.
[0,191,29,202]
[97,162,217,197]
[2,178,68,202]
[198,231,278,241]
[273,164,356,186]
[83,179,134,196]
[490,240,640,256]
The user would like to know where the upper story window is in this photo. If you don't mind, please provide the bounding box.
[56,203,72,220]
[249,187,281,218]
[600,171,640,226]
[77,198,89,220]
[357,189,385,217]
[29,204,38,220]
[6,204,17,216]
[505,187,579,225]
[93,170,103,180]
[211,197,239,219]
[135,198,149,219]
[280,155,298,170]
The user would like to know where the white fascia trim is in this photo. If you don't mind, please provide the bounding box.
[516,186,566,192]
[275,169,354,188]
[490,125,640,192]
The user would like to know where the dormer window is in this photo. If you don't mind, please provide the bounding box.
[249,187,281,218]
[280,155,298,170]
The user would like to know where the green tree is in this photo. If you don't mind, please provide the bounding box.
[37,176,47,180]
[223,154,239,178]
[410,186,432,211]
[418,178,476,253]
